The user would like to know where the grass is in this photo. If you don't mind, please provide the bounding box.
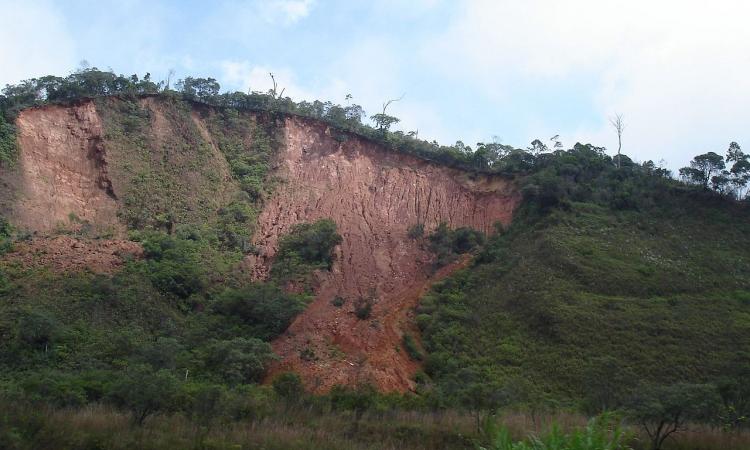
[418,199,750,408]
[2,400,748,450]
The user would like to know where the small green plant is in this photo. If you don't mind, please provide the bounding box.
[402,334,423,361]
[482,414,632,450]
[0,115,18,167]
[354,297,374,320]
[407,223,424,239]
[300,347,317,362]
[331,296,346,307]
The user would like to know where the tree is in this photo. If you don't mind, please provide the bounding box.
[609,113,625,168]
[372,95,403,132]
[202,337,275,385]
[626,383,721,450]
[107,366,180,425]
[273,372,305,409]
[679,152,726,190]
[726,142,750,199]
[178,77,220,102]
[527,139,549,156]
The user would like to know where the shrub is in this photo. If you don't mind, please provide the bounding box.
[213,283,307,340]
[0,115,17,167]
[407,223,424,239]
[483,413,632,450]
[331,296,346,307]
[271,219,342,282]
[428,223,485,267]
[200,337,275,385]
[402,334,423,361]
[107,366,180,425]
[354,297,374,320]
[273,372,304,403]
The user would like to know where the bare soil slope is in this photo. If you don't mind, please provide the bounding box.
[7,103,120,234]
[252,117,520,392]
[2,101,520,391]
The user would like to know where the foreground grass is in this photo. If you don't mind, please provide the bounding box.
[2,401,749,450]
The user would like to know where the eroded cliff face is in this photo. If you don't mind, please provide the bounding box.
[2,100,520,392]
[251,117,520,392]
[8,103,120,233]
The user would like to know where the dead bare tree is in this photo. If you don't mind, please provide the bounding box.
[610,113,625,168]
[268,72,285,99]
[381,94,405,116]
[165,69,175,91]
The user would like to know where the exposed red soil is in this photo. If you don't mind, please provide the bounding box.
[4,236,142,274]
[254,117,521,393]
[3,99,520,392]
[9,103,121,234]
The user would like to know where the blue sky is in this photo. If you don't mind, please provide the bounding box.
[2,0,750,170]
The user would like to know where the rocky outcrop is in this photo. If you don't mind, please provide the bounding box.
[253,117,520,392]
[10,102,121,234]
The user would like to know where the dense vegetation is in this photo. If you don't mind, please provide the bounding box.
[415,144,750,448]
[1,68,750,449]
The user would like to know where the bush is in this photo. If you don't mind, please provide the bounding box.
[428,223,485,267]
[354,296,374,320]
[0,115,17,167]
[273,372,304,403]
[483,413,632,450]
[107,366,180,425]
[407,223,424,239]
[271,219,342,282]
[200,337,275,385]
[402,334,423,361]
[213,283,306,340]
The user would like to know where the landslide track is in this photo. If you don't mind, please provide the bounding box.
[251,117,519,392]
[1,99,520,393]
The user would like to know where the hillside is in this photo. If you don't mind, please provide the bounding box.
[0,95,518,394]
[1,72,749,449]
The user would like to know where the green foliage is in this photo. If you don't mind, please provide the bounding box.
[108,365,181,425]
[201,337,275,385]
[134,230,207,299]
[402,334,424,361]
[680,152,726,190]
[272,372,304,403]
[271,219,342,283]
[418,148,750,416]
[483,414,632,450]
[354,296,374,320]
[407,223,425,239]
[212,283,307,341]
[0,114,17,167]
[626,383,721,450]
[428,223,485,267]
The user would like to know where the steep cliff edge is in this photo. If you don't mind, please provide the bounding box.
[1,99,520,392]
[251,117,520,392]
[3,102,120,234]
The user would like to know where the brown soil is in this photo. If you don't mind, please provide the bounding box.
[254,117,521,393]
[4,236,142,274]
[9,103,121,234]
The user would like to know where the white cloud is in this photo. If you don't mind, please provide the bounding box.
[258,0,315,25]
[428,0,750,168]
[0,0,76,87]
[220,61,321,100]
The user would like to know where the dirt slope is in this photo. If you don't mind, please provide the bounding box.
[2,100,520,391]
[7,103,121,234]
[252,117,520,392]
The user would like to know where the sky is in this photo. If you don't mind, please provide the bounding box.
[2,0,750,170]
